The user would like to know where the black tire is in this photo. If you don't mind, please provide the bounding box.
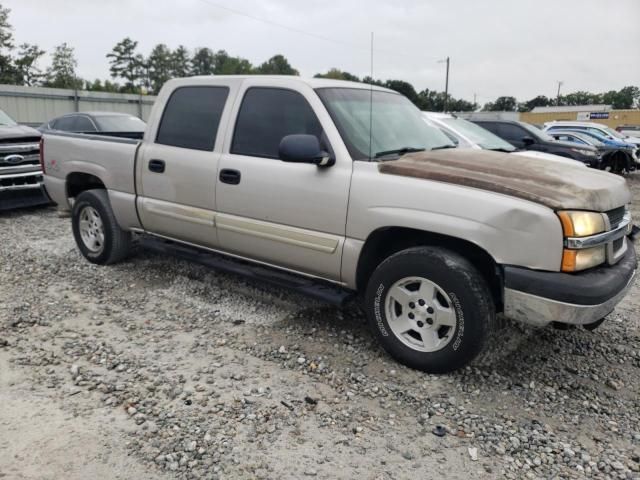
[71,189,132,265]
[364,246,495,373]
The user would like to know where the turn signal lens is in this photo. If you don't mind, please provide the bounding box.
[562,246,606,272]
[557,211,606,238]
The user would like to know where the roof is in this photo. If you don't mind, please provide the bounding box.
[531,105,611,113]
[174,75,396,93]
[59,111,135,118]
[544,120,609,127]
[422,111,453,120]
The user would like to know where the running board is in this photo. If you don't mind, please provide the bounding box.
[140,236,355,306]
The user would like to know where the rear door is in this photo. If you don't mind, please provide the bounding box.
[497,123,530,149]
[215,79,352,281]
[136,82,235,248]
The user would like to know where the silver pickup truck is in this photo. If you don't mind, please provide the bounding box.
[43,76,638,373]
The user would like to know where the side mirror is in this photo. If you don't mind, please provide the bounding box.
[279,134,334,167]
[521,136,535,146]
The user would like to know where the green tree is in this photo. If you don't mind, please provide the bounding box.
[212,50,253,74]
[314,68,360,82]
[191,47,215,76]
[602,86,640,109]
[44,43,82,89]
[107,37,143,92]
[0,3,18,84]
[147,44,173,94]
[254,54,298,75]
[561,91,602,106]
[485,96,517,111]
[361,75,384,86]
[384,79,419,104]
[518,95,552,112]
[170,45,191,78]
[14,43,45,86]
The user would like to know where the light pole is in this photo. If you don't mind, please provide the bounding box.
[438,57,450,112]
[556,80,564,106]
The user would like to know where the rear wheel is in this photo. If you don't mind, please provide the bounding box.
[364,247,495,373]
[72,189,132,265]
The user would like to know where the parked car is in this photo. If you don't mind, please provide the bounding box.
[470,119,603,167]
[543,121,640,148]
[616,125,640,137]
[0,109,49,210]
[39,112,146,140]
[547,130,635,172]
[422,112,584,166]
[42,76,637,373]
[549,127,639,169]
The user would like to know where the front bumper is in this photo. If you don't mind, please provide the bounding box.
[503,238,637,327]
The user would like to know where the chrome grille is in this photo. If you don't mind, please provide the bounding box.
[0,142,40,167]
[605,206,626,230]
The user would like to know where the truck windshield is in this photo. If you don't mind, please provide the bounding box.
[316,88,455,160]
[440,117,515,152]
[0,109,18,126]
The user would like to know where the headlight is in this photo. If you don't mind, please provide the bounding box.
[571,148,597,157]
[557,211,607,272]
[557,211,606,237]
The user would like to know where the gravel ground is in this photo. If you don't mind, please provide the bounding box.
[1,175,639,480]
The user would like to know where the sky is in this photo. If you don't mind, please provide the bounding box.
[4,0,640,104]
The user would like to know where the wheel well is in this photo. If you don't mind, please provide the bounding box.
[66,172,106,199]
[356,227,503,311]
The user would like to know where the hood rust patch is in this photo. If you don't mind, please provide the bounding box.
[378,149,631,211]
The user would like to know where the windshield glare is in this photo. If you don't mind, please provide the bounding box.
[604,127,625,139]
[521,121,554,141]
[316,88,454,160]
[0,109,18,126]
[94,115,146,132]
[440,117,515,151]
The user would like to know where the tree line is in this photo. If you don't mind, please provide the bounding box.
[484,88,640,112]
[0,3,638,112]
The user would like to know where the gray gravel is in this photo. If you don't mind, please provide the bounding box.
[1,175,639,479]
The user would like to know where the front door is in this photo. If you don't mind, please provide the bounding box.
[215,81,352,281]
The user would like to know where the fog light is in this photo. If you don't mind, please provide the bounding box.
[562,246,606,272]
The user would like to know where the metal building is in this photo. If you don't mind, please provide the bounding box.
[0,84,157,126]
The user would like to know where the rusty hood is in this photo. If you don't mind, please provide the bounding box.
[378,149,631,211]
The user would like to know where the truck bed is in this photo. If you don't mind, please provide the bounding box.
[42,131,140,200]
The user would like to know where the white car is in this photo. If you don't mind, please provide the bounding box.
[422,112,585,166]
[543,121,640,148]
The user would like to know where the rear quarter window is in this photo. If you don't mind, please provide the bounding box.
[156,86,229,151]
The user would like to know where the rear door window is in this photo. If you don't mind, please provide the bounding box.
[156,86,229,151]
[498,123,527,140]
[54,116,77,132]
[74,116,97,132]
[477,122,498,135]
[231,87,323,159]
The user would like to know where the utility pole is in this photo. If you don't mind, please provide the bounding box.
[438,57,450,112]
[473,92,477,107]
[556,81,564,106]
[444,56,450,112]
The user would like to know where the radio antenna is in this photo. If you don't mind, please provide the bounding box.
[368,31,374,161]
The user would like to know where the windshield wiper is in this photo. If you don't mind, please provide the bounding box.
[431,144,456,150]
[374,147,426,158]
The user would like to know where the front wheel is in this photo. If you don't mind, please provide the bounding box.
[364,247,495,373]
[71,189,132,265]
